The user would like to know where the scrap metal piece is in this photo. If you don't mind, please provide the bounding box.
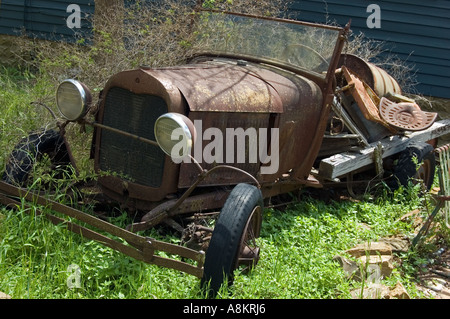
[0,181,205,278]
[331,95,369,147]
[379,97,437,131]
[338,54,402,97]
[342,66,397,134]
[412,143,450,246]
[437,144,450,229]
[318,119,450,180]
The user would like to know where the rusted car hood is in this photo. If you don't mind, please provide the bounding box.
[142,60,300,113]
[98,59,324,196]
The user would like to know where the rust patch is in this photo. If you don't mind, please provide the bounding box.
[144,61,287,113]
[342,66,397,133]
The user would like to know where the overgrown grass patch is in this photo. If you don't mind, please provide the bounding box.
[228,187,432,299]
[1,0,448,298]
[0,67,56,170]
[0,156,446,299]
[0,64,448,299]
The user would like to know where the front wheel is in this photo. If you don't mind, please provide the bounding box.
[202,183,263,297]
[2,129,71,186]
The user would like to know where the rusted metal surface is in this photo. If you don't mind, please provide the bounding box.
[291,24,350,181]
[201,8,344,32]
[6,6,450,290]
[145,62,285,113]
[178,111,270,188]
[137,163,262,230]
[338,54,402,96]
[413,143,450,245]
[379,97,437,131]
[271,74,323,182]
[87,14,348,208]
[134,190,229,232]
[93,69,187,208]
[342,66,397,134]
[235,206,262,268]
[436,144,450,228]
[369,63,402,96]
[0,181,205,278]
[84,57,327,209]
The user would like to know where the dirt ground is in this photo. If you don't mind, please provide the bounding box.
[416,248,450,299]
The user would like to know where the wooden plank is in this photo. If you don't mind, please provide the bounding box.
[318,119,450,180]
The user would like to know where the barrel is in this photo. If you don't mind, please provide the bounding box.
[338,54,402,96]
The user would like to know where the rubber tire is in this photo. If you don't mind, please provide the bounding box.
[202,183,263,297]
[390,142,436,191]
[2,129,71,185]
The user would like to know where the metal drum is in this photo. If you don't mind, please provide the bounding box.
[338,54,402,96]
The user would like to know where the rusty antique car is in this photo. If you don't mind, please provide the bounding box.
[1,8,450,295]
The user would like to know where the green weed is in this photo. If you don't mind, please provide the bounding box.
[0,0,447,298]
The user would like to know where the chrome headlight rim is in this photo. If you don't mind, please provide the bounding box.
[154,113,196,160]
[56,79,91,121]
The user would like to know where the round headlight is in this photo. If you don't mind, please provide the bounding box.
[154,113,196,161]
[56,79,91,121]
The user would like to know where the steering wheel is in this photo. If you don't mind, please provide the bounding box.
[281,43,329,70]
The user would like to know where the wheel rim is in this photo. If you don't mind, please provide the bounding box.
[415,159,431,187]
[235,206,262,269]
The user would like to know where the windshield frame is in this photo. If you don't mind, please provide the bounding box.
[191,9,348,85]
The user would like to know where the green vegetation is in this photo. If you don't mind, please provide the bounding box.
[0,68,448,298]
[0,143,447,299]
[1,0,448,299]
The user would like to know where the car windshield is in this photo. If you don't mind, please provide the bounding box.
[193,10,343,75]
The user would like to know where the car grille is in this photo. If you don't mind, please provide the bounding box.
[99,87,167,188]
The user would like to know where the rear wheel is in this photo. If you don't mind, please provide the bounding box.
[389,142,436,191]
[202,183,263,297]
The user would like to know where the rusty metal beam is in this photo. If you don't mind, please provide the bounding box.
[86,121,159,147]
[0,181,204,278]
[200,8,344,32]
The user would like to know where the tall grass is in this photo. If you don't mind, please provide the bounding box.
[0,68,446,298]
[0,68,56,169]
[1,0,447,299]
[0,174,442,298]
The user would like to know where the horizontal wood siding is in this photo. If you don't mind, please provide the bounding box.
[0,0,94,41]
[289,0,450,98]
[1,0,448,98]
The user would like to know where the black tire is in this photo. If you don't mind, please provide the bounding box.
[2,129,71,186]
[202,183,263,297]
[390,142,436,191]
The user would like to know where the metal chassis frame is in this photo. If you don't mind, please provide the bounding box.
[0,155,316,278]
[0,181,205,278]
